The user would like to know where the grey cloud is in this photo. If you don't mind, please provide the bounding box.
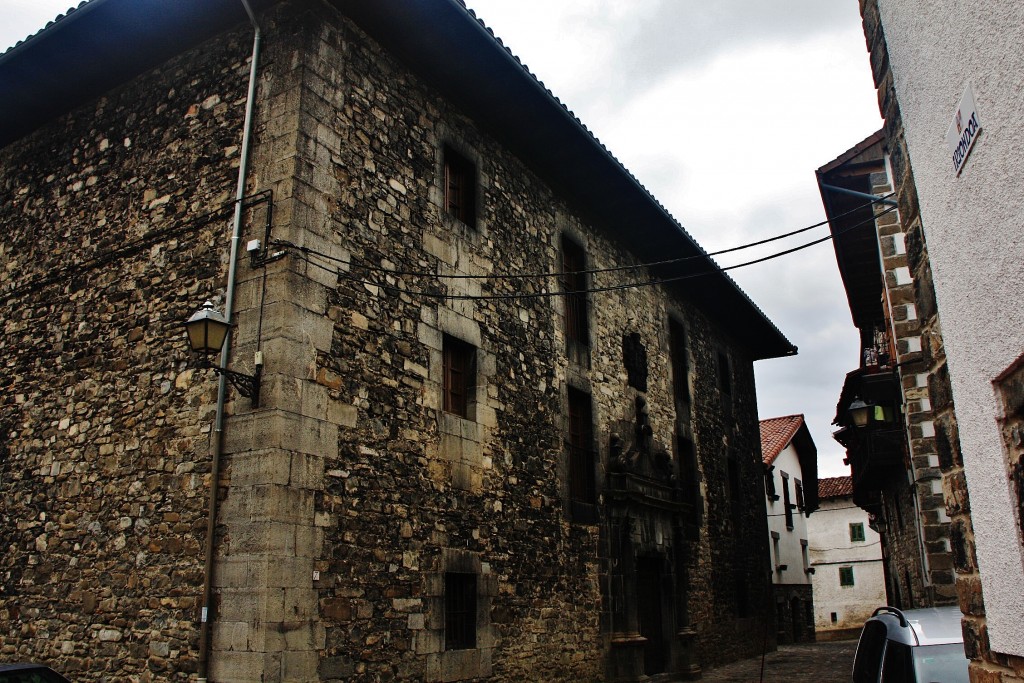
[569,0,857,107]
[624,0,854,73]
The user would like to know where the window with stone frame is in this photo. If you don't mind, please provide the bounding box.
[717,349,733,417]
[795,479,805,512]
[443,334,476,418]
[717,350,732,396]
[622,332,648,392]
[839,566,855,586]
[560,235,590,356]
[676,430,701,525]
[424,548,494,679]
[443,144,477,228]
[734,574,751,617]
[850,522,866,543]
[994,357,1024,547]
[727,451,743,527]
[566,387,597,522]
[669,318,690,405]
[444,571,478,651]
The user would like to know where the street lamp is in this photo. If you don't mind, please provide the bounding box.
[848,398,872,427]
[183,301,261,405]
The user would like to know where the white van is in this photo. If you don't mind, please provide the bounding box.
[852,606,969,683]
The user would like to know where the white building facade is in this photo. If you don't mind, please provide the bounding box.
[760,415,819,643]
[807,476,886,638]
[862,0,1024,673]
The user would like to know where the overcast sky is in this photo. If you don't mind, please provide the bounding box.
[1,1,883,478]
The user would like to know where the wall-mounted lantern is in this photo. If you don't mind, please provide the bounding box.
[183,301,261,405]
[848,398,872,427]
[848,398,895,428]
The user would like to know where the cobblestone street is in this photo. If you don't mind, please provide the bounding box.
[698,639,858,682]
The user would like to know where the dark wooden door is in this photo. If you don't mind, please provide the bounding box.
[637,557,666,675]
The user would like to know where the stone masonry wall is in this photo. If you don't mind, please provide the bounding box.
[859,3,1018,681]
[1,2,778,681]
[255,3,773,680]
[0,25,256,682]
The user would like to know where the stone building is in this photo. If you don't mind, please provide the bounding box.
[0,1,796,682]
[816,131,956,610]
[807,476,886,641]
[759,414,818,644]
[856,1,1024,680]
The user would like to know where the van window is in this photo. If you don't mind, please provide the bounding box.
[853,621,888,682]
[882,641,913,682]
[912,644,970,683]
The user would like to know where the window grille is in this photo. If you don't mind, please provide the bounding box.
[717,351,732,395]
[443,335,475,418]
[444,146,476,227]
[444,572,477,650]
[669,318,690,405]
[560,237,589,348]
[567,388,596,520]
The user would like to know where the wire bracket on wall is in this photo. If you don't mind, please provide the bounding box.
[242,189,287,268]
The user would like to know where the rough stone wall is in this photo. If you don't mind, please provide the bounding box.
[275,3,772,680]
[772,584,815,645]
[879,483,928,608]
[0,25,255,682]
[1,2,778,681]
[859,2,1017,681]
[684,326,773,668]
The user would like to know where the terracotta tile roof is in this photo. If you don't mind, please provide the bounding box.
[759,414,805,465]
[818,476,853,499]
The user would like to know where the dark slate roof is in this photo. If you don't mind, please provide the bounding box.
[0,0,796,359]
[1,3,88,58]
[818,476,853,499]
[759,414,804,466]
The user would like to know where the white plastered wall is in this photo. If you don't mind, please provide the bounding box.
[807,496,886,631]
[875,0,1024,655]
[765,444,812,586]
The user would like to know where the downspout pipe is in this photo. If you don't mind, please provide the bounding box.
[197,3,261,681]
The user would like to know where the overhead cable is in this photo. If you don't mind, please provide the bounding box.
[287,204,899,301]
[272,192,896,281]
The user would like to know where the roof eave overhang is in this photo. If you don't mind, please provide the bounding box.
[1,0,796,359]
[341,0,795,359]
[815,132,888,331]
[0,0,277,147]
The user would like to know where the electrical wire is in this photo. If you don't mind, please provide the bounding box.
[272,192,895,282]
[1,192,272,305]
[286,204,899,301]
[1,192,895,306]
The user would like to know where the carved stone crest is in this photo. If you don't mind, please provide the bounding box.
[609,396,675,484]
